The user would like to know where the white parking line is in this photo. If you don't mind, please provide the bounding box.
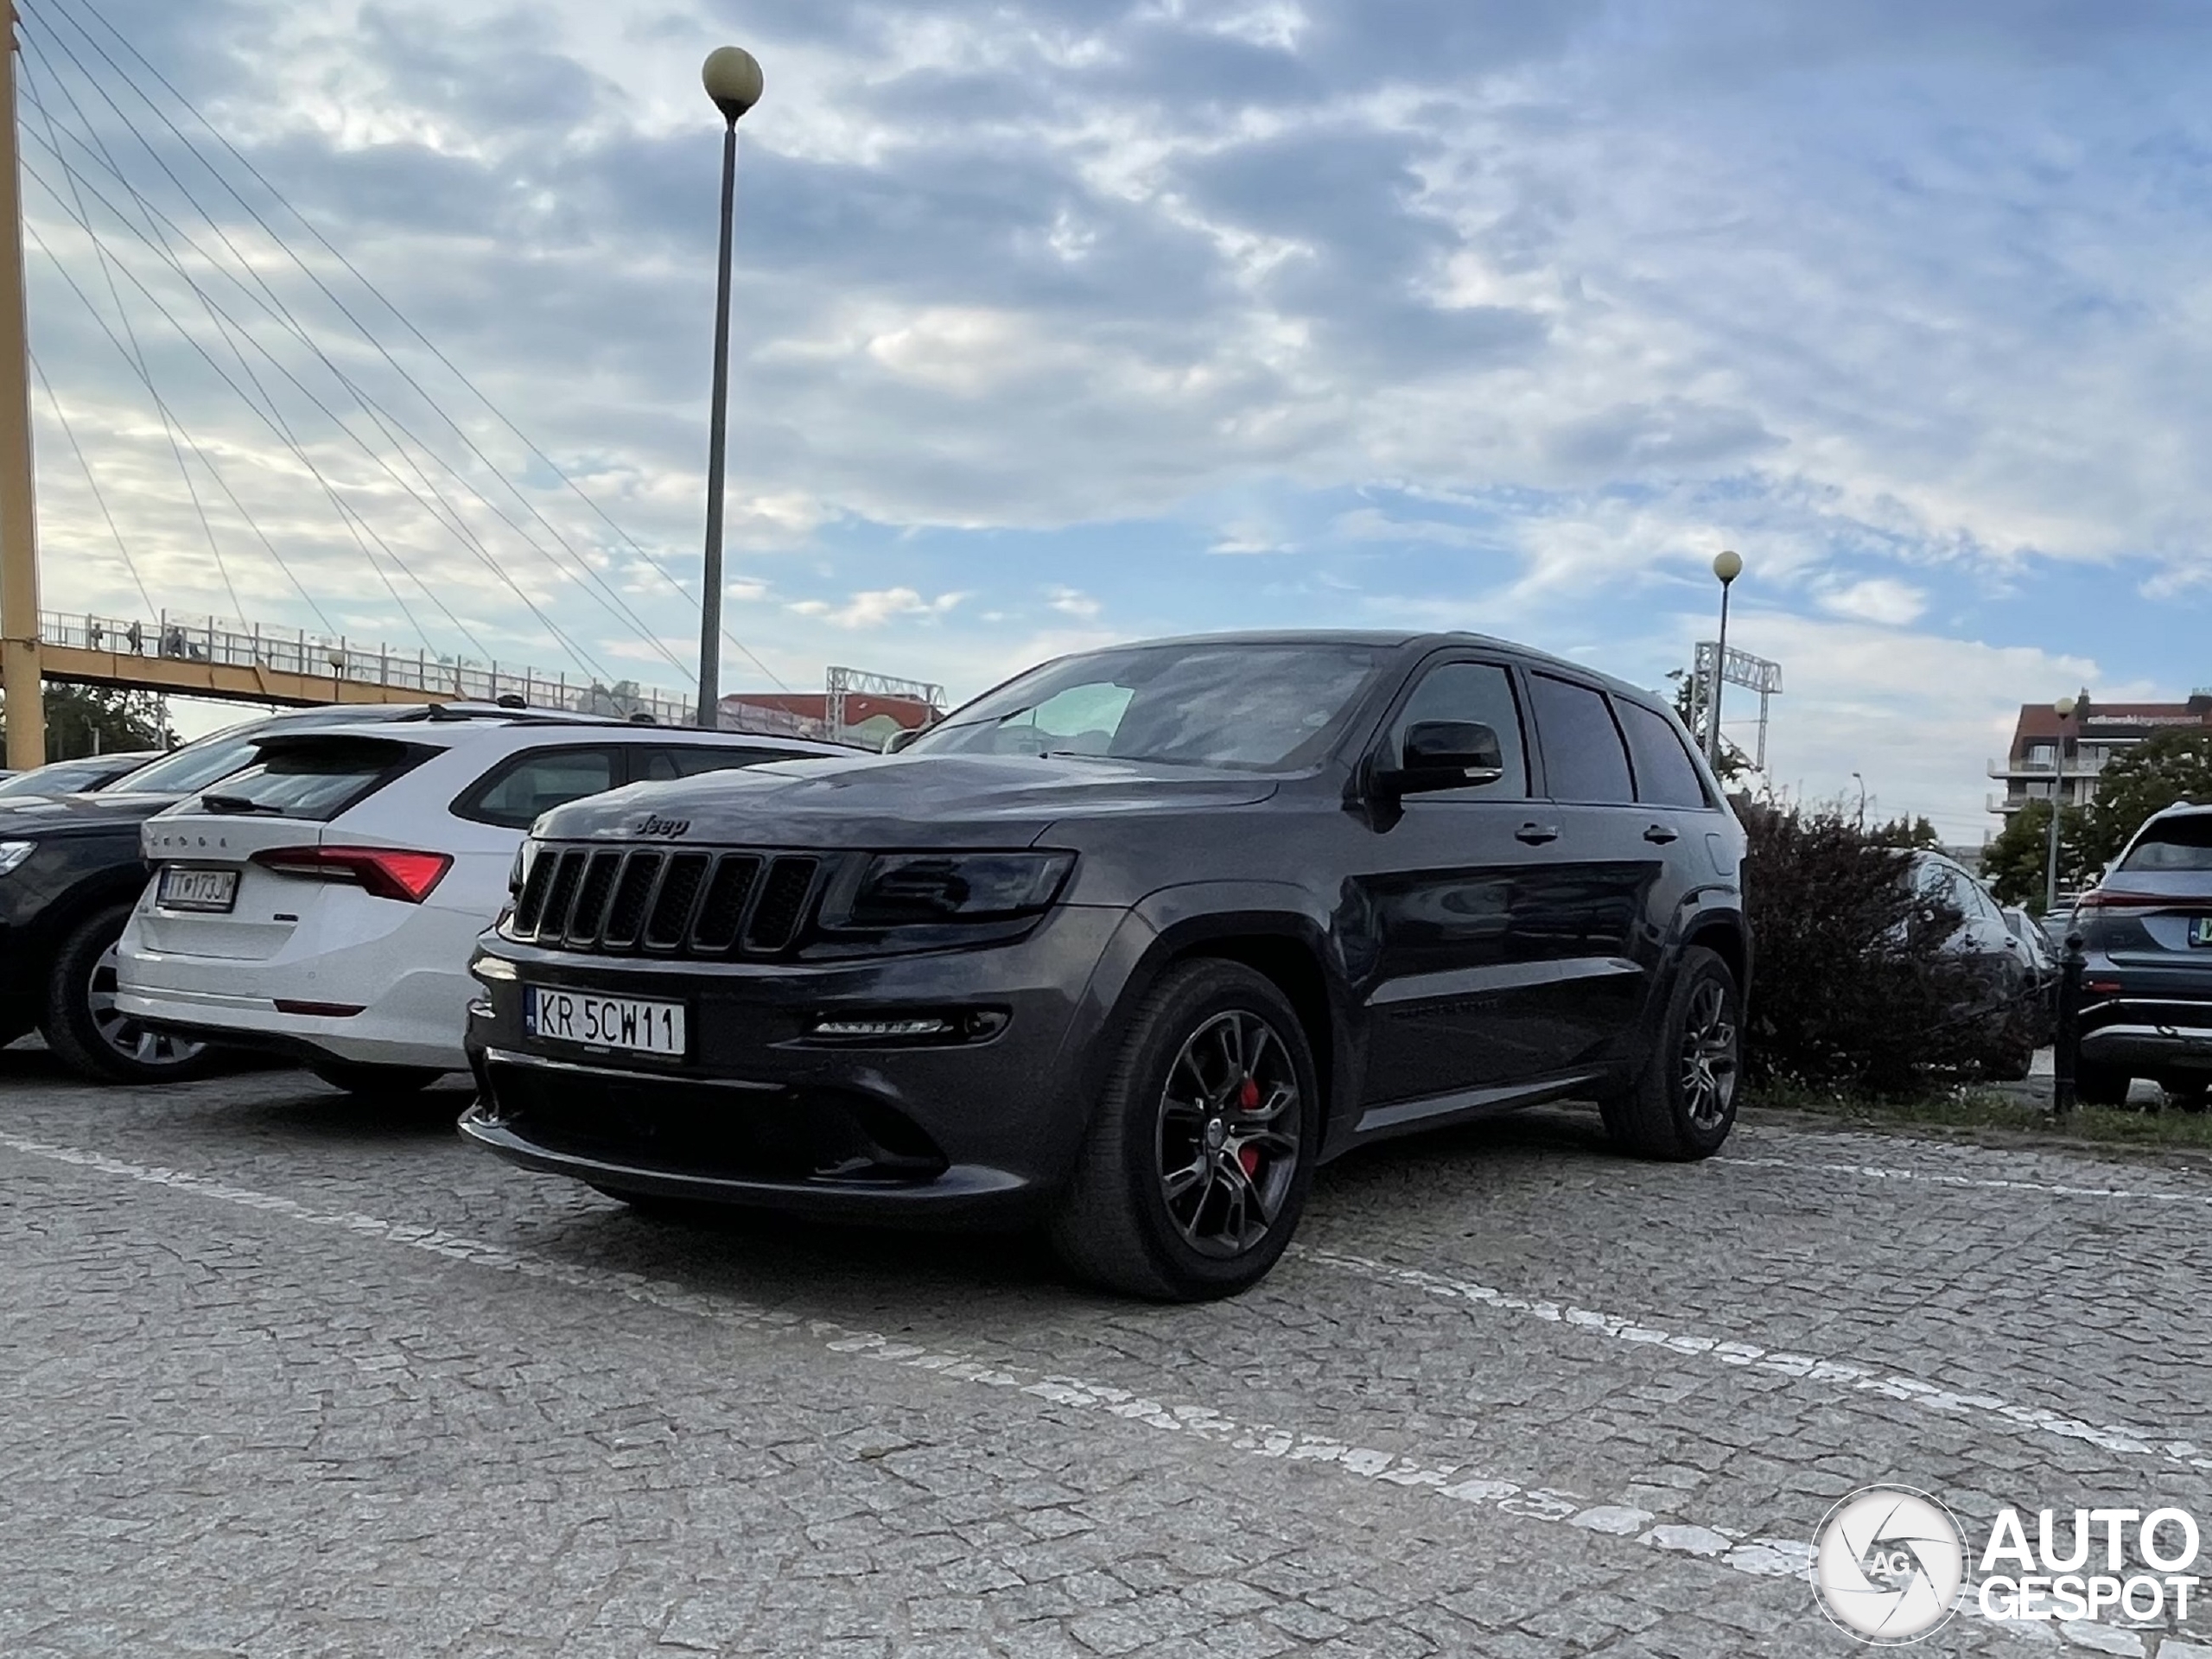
[1294,1244,2212,1473]
[1716,1153,2212,1211]
[2,1130,2185,1653]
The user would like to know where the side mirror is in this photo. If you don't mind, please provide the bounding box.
[884,727,922,754]
[1382,721,1506,797]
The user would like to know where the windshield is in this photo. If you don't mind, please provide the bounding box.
[909,642,1390,771]
[0,756,140,799]
[104,723,274,797]
[2120,815,2212,873]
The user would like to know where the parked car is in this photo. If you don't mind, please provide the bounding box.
[0,752,163,801]
[0,702,649,1081]
[2,704,472,1077]
[117,717,847,1096]
[1900,852,2044,1078]
[459,630,1751,1300]
[2072,803,2212,1109]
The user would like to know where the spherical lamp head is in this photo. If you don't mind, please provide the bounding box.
[702,47,764,122]
[1712,549,1744,585]
[2054,696,2076,719]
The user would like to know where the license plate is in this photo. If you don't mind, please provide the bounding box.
[524,986,686,1058]
[2192,918,2212,948]
[157,866,238,913]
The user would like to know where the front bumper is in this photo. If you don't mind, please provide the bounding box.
[457,903,1140,1224]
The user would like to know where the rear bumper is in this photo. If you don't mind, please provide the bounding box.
[2080,993,2212,1077]
[457,904,1142,1223]
[114,965,472,1071]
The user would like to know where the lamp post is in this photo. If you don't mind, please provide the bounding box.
[694,46,765,732]
[1851,771,1867,827]
[1704,550,1742,769]
[2044,693,2079,916]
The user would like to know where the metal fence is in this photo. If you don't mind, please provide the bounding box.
[37,609,841,742]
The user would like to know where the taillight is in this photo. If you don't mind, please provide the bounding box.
[2077,890,2159,909]
[252,845,453,904]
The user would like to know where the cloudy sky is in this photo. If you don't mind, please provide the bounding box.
[16,0,2211,838]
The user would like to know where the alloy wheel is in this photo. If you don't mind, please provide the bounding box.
[87,942,207,1071]
[1156,1009,1300,1259]
[1679,978,1738,1132]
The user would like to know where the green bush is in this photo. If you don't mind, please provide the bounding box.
[1741,804,2037,1095]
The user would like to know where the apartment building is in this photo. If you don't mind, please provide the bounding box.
[1988,692,2212,818]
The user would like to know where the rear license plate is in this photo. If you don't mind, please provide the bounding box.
[157,866,238,913]
[524,986,686,1058]
[2192,918,2212,948]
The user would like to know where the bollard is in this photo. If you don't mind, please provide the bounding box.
[2053,928,2086,1115]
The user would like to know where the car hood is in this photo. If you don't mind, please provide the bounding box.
[0,789,183,836]
[534,753,1280,849]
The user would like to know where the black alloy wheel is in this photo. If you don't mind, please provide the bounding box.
[1599,944,1742,1160]
[1051,959,1319,1301]
[42,905,215,1084]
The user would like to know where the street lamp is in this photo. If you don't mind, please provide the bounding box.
[695,45,766,731]
[2045,692,2079,915]
[1705,550,1743,769]
[1850,771,1867,827]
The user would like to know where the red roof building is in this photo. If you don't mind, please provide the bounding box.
[1988,693,2212,819]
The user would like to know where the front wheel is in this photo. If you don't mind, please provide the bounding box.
[1599,945,1742,1160]
[41,906,215,1084]
[1050,960,1319,1301]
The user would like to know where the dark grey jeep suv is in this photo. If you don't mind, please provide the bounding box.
[460,632,1750,1299]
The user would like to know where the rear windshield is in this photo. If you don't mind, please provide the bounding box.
[2120,815,2212,872]
[107,726,274,796]
[189,736,430,823]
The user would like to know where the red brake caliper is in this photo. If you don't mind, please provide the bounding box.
[1236,1077,1262,1177]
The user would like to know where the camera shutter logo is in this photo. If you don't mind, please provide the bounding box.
[1813,1486,1967,1644]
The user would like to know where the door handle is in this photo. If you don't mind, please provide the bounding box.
[1516,822,1560,845]
[1643,823,1680,844]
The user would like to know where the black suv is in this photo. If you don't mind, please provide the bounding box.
[461,632,1750,1299]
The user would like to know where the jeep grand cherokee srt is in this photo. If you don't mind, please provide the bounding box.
[460,632,1751,1300]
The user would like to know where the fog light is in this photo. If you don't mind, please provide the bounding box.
[810,1016,955,1039]
[471,955,518,984]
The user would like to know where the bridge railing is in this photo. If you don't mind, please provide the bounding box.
[35,609,785,734]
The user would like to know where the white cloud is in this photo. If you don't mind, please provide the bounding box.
[1817,578,1928,626]
[1046,585,1102,617]
[786,587,969,628]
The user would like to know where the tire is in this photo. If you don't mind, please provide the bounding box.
[2074,1062,2131,1109]
[1599,945,1742,1161]
[1987,1037,2037,1084]
[40,905,216,1084]
[308,1060,446,1097]
[1049,959,1320,1302]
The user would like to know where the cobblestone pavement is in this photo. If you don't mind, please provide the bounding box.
[6,1042,2212,1658]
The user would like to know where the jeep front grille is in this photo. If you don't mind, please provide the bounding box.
[509,845,824,959]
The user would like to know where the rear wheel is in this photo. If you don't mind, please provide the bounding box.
[1050,959,1318,1302]
[1599,945,1741,1160]
[308,1060,446,1097]
[41,906,215,1084]
[2074,1062,2132,1109]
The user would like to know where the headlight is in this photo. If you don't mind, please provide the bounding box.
[0,841,35,877]
[823,852,1074,930]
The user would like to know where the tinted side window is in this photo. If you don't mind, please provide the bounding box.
[1382,663,1529,798]
[456,747,619,830]
[1529,675,1635,804]
[639,745,807,782]
[1616,699,1712,810]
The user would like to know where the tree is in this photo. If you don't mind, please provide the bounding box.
[1984,799,2095,912]
[1666,668,1751,784]
[1868,815,1942,851]
[0,684,176,761]
[2085,728,2212,868]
